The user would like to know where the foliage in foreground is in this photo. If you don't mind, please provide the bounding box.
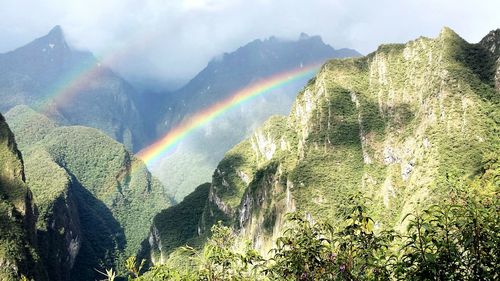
[111,177,498,281]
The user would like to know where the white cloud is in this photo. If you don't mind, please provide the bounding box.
[0,0,498,84]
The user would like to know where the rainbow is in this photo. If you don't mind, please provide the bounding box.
[35,29,157,115]
[137,63,322,166]
[37,62,103,114]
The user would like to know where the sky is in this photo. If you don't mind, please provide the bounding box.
[1,0,499,86]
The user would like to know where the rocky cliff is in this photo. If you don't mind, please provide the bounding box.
[23,147,81,281]
[148,183,210,264]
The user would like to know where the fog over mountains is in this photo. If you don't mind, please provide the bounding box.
[0,26,360,201]
[152,33,360,200]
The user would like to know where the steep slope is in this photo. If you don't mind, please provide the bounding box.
[0,26,147,151]
[0,113,45,280]
[25,148,81,281]
[152,34,361,201]
[150,27,499,260]
[149,183,210,264]
[5,105,171,280]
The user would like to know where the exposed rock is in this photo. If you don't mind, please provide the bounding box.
[148,225,163,264]
[251,130,277,161]
[383,147,399,164]
[35,181,81,281]
[147,183,210,263]
[496,58,500,91]
[237,170,251,185]
[209,184,232,216]
[401,160,415,181]
[479,29,500,57]
[239,193,253,227]
[423,137,431,148]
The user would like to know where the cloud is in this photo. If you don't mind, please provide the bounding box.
[0,0,499,84]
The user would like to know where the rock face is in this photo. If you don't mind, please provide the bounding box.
[5,105,172,281]
[148,183,210,264]
[480,29,500,57]
[152,34,361,202]
[0,113,45,280]
[479,29,500,91]
[151,27,499,260]
[0,26,147,151]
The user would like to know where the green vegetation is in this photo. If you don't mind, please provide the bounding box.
[0,201,36,281]
[23,149,70,229]
[156,149,216,201]
[0,113,45,281]
[3,105,57,151]
[150,183,211,261]
[119,174,499,280]
[5,106,171,280]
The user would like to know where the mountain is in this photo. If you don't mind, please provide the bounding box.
[5,105,172,281]
[148,27,499,262]
[0,113,45,280]
[151,34,361,201]
[160,33,359,131]
[0,26,148,151]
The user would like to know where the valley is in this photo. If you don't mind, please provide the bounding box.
[0,16,498,281]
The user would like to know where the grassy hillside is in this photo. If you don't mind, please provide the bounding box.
[5,105,171,280]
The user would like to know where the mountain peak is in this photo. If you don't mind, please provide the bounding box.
[29,25,71,55]
[479,28,500,57]
[299,32,310,40]
[298,33,327,46]
[44,25,66,43]
[48,25,63,36]
[438,26,460,39]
